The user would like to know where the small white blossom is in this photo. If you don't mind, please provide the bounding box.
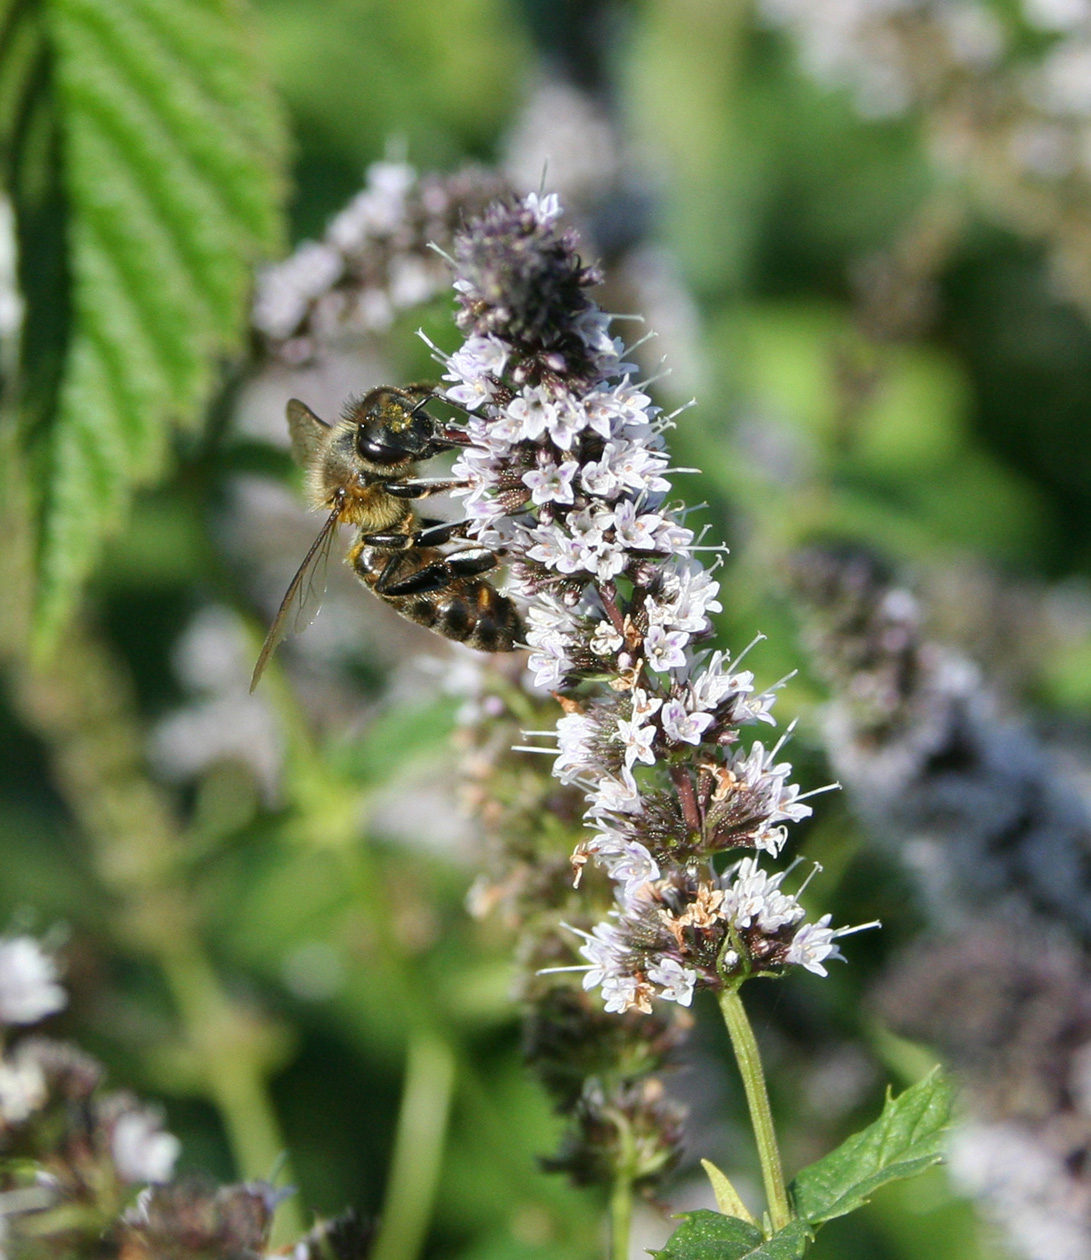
[527,522,584,573]
[660,699,714,745]
[586,832,661,893]
[644,624,690,672]
[785,915,842,976]
[578,921,627,990]
[504,387,557,442]
[601,974,649,1014]
[554,712,598,782]
[523,460,579,505]
[0,937,66,1026]
[647,957,698,1006]
[590,620,624,656]
[612,501,669,551]
[591,768,643,814]
[615,716,658,768]
[0,1054,47,1124]
[111,1108,182,1185]
[524,191,563,224]
[722,857,804,933]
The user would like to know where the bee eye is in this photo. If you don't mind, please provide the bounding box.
[356,430,406,465]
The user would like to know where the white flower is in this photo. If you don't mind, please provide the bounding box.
[554,712,598,782]
[589,620,624,656]
[721,857,804,933]
[0,937,66,1026]
[601,974,648,1014]
[612,501,668,551]
[523,460,579,505]
[660,699,714,745]
[581,440,671,499]
[0,1054,47,1124]
[615,716,657,768]
[647,956,697,1006]
[578,921,627,989]
[586,831,660,893]
[527,523,584,573]
[649,562,723,634]
[785,915,842,976]
[630,688,663,722]
[546,398,586,450]
[504,387,556,442]
[528,645,573,689]
[643,624,690,672]
[111,1108,182,1185]
[524,191,563,224]
[591,767,642,814]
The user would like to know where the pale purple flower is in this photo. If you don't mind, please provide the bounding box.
[523,460,579,505]
[647,957,698,1006]
[660,699,714,745]
[643,624,689,672]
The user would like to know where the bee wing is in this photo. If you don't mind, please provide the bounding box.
[286,398,331,468]
[250,507,342,692]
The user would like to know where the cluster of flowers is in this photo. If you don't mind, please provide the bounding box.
[251,161,509,365]
[762,0,1091,309]
[0,935,368,1259]
[432,194,866,1015]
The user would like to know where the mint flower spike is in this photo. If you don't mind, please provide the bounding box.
[430,192,869,1013]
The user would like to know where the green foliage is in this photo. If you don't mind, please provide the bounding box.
[790,1068,951,1227]
[656,1071,950,1258]
[653,1212,811,1260]
[1,0,286,655]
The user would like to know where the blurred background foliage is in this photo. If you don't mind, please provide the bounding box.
[3,0,1091,1257]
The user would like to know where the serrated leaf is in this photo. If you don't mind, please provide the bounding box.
[653,1212,811,1260]
[790,1066,951,1226]
[20,0,285,653]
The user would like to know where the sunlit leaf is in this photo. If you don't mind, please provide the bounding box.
[6,0,285,654]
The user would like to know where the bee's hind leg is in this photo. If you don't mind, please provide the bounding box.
[376,549,499,597]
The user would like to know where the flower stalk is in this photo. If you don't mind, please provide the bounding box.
[431,190,876,1240]
[717,986,791,1233]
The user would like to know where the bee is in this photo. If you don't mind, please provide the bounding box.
[250,385,522,691]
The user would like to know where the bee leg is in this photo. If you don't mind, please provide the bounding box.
[359,521,474,549]
[414,520,472,547]
[377,549,499,596]
[384,478,470,500]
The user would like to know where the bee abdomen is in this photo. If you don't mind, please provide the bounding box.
[422,583,521,652]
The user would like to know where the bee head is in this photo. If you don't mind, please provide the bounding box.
[346,387,438,468]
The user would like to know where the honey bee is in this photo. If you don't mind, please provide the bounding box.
[250,386,522,691]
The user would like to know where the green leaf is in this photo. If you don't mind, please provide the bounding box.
[701,1159,758,1228]
[790,1067,951,1226]
[13,0,285,653]
[652,1212,811,1260]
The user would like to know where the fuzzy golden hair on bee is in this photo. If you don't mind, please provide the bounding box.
[250,389,522,691]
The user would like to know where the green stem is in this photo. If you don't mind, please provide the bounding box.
[607,1108,636,1260]
[717,987,791,1233]
[609,1168,634,1260]
[371,1030,457,1260]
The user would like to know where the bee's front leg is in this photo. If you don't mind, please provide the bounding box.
[384,477,470,500]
